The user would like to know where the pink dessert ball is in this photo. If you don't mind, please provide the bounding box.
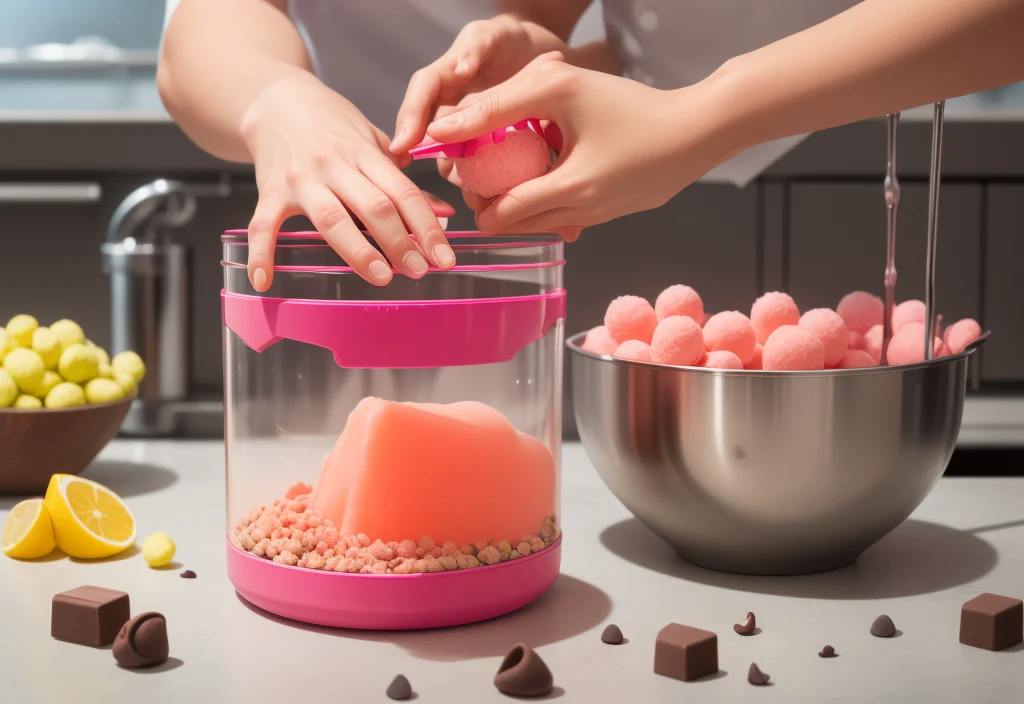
[862,324,884,363]
[798,308,850,368]
[849,330,865,351]
[751,291,800,345]
[746,343,764,370]
[837,349,877,369]
[886,322,945,365]
[581,325,618,356]
[612,340,652,363]
[604,295,658,345]
[837,291,884,335]
[704,350,744,369]
[762,325,826,371]
[650,315,704,367]
[703,311,757,365]
[944,318,982,354]
[453,129,553,198]
[654,285,704,323]
[892,300,926,332]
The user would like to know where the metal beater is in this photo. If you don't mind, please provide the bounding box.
[881,101,945,363]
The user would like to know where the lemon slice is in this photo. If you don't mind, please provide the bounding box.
[44,474,136,559]
[2,498,56,559]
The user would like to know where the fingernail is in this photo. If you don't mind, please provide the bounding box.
[253,268,267,290]
[433,244,456,268]
[368,260,392,283]
[403,251,429,276]
[393,127,408,147]
[430,112,464,130]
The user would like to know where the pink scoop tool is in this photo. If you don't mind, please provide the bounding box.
[409,118,546,160]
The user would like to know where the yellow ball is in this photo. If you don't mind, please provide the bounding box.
[49,319,85,351]
[31,327,62,370]
[85,341,111,367]
[0,369,17,407]
[13,394,42,409]
[141,532,176,567]
[3,348,46,395]
[111,351,146,385]
[0,328,9,362]
[58,344,100,384]
[6,315,38,348]
[85,377,125,404]
[113,371,137,395]
[44,382,86,409]
[98,362,113,379]
[35,371,62,399]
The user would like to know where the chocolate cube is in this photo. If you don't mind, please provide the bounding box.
[52,586,131,647]
[960,593,1023,651]
[654,623,718,682]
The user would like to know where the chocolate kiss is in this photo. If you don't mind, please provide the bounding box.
[748,662,771,686]
[818,645,837,658]
[112,612,169,668]
[601,624,624,645]
[386,674,413,700]
[870,614,896,638]
[494,643,554,697]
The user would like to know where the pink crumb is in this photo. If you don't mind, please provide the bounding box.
[799,308,850,368]
[762,325,826,371]
[837,291,884,335]
[892,300,926,332]
[703,350,744,369]
[654,285,704,323]
[886,322,945,365]
[703,311,757,365]
[604,296,658,345]
[751,292,800,345]
[650,315,704,366]
[581,325,618,356]
[284,482,313,500]
[837,348,877,369]
[612,340,652,363]
[453,129,552,198]
[746,343,764,370]
[944,318,982,354]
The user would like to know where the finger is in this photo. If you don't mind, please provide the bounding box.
[359,154,456,269]
[329,168,431,278]
[437,157,455,181]
[246,191,295,291]
[462,188,493,213]
[423,190,456,218]
[480,206,580,235]
[392,62,448,154]
[291,181,394,286]
[475,170,569,233]
[427,52,565,142]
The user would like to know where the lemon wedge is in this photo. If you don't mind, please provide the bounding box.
[44,474,136,559]
[2,498,56,559]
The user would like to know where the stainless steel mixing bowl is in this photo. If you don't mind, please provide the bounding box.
[568,332,986,575]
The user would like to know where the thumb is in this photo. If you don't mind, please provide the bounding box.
[426,52,565,143]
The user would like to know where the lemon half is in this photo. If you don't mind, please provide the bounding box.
[43,475,136,559]
[2,498,56,559]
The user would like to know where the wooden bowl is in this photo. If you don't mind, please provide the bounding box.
[0,395,134,495]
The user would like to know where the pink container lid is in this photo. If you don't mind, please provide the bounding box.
[409,118,546,160]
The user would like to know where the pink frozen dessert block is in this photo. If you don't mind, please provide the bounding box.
[312,398,556,547]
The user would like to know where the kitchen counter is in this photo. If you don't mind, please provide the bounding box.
[2,441,1023,702]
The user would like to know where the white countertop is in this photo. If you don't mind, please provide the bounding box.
[2,440,1023,703]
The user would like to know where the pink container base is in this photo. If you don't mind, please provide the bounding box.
[227,536,562,630]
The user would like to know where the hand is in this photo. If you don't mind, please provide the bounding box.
[390,16,570,156]
[425,55,739,240]
[239,73,456,291]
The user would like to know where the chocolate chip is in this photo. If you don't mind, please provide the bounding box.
[870,614,896,638]
[747,663,770,686]
[386,674,413,701]
[494,644,553,697]
[601,624,624,645]
[180,570,196,579]
[113,612,169,668]
[818,645,836,658]
[734,612,756,636]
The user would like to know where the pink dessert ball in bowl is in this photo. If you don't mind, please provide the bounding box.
[703,311,757,365]
[746,343,764,370]
[751,292,800,344]
[892,300,926,332]
[837,291,884,335]
[704,350,744,369]
[944,318,982,354]
[762,325,826,371]
[581,325,618,356]
[837,348,878,369]
[604,296,658,345]
[654,285,704,323]
[886,322,946,365]
[650,315,704,367]
[798,308,850,368]
[612,339,652,362]
[862,324,884,363]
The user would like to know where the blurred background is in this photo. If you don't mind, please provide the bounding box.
[1,0,1022,471]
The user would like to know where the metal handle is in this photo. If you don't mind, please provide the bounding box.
[923,101,945,360]
[0,183,101,203]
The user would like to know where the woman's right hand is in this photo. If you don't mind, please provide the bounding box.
[239,72,456,291]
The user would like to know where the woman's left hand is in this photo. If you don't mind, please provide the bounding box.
[425,54,739,241]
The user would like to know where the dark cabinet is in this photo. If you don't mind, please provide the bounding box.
[982,185,1024,382]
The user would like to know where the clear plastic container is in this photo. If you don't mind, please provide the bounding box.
[222,231,565,629]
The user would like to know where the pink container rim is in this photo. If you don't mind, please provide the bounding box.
[223,230,563,245]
